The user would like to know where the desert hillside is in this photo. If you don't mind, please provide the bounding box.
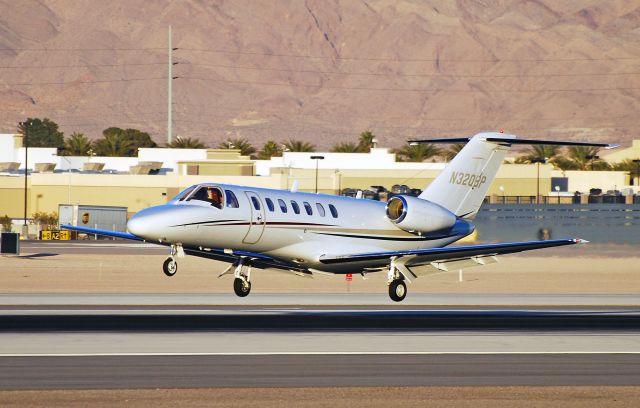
[1,0,639,149]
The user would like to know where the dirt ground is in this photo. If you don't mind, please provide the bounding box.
[1,386,640,408]
[1,251,639,295]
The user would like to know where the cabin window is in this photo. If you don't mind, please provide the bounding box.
[225,190,239,208]
[303,202,313,216]
[316,203,326,217]
[329,204,338,218]
[265,198,275,212]
[251,196,261,211]
[291,200,300,214]
[278,198,288,213]
[176,186,196,201]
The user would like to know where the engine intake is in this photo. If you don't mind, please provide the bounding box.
[386,195,457,233]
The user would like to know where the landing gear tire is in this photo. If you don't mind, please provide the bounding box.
[163,257,177,277]
[388,279,407,302]
[233,277,251,297]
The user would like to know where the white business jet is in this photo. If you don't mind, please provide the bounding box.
[62,132,615,301]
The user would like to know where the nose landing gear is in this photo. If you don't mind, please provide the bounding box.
[162,244,184,277]
[163,257,177,276]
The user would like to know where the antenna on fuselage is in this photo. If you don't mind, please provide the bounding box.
[290,180,299,193]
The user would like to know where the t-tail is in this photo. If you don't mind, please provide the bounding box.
[410,132,618,219]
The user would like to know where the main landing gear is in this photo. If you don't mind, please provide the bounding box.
[232,259,252,297]
[387,258,408,302]
[218,258,252,297]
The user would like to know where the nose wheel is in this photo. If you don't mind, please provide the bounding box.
[163,257,177,276]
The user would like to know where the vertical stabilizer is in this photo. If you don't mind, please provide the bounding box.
[418,132,512,218]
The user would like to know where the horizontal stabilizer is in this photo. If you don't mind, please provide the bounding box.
[409,136,618,149]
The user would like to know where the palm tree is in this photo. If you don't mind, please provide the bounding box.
[357,130,376,152]
[93,133,131,157]
[554,146,610,170]
[62,132,92,156]
[257,140,283,159]
[283,139,316,152]
[331,142,360,153]
[168,136,206,149]
[514,144,560,165]
[393,143,441,162]
[442,143,466,161]
[218,138,256,157]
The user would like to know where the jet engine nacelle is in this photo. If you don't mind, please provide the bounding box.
[386,195,457,234]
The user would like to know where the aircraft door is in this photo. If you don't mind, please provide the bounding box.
[243,191,266,244]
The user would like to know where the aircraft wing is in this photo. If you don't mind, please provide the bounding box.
[61,224,143,241]
[319,239,584,266]
[60,224,308,273]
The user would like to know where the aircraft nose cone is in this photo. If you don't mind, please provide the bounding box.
[127,209,152,238]
[127,206,171,239]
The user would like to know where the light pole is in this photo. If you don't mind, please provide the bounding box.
[554,185,560,204]
[499,185,505,204]
[531,158,546,204]
[310,155,324,194]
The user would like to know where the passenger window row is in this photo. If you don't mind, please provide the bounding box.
[264,197,338,218]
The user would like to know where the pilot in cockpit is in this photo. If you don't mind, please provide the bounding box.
[207,188,223,209]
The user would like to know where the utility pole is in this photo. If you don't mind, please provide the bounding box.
[167,25,172,145]
[21,121,29,238]
[167,25,176,145]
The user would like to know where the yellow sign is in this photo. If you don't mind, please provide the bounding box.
[40,230,71,240]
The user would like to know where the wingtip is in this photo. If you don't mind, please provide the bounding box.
[605,144,620,149]
[573,238,590,244]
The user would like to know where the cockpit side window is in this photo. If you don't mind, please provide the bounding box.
[188,186,223,209]
[225,190,239,208]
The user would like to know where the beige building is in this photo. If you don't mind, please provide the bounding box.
[0,163,555,220]
[602,140,640,164]
[0,139,634,223]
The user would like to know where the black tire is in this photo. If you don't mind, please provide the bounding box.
[388,279,407,302]
[233,277,251,297]
[163,257,177,277]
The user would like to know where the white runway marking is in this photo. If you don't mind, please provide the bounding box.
[2,351,640,357]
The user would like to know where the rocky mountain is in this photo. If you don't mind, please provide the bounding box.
[1,0,639,149]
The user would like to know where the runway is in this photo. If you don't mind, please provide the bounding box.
[1,302,639,389]
[4,241,640,390]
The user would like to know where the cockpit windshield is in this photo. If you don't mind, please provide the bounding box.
[187,185,224,209]
[173,185,197,201]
